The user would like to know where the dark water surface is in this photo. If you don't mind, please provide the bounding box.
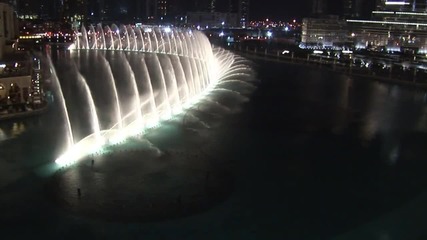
[1,53,427,239]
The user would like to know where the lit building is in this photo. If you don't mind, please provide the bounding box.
[158,0,168,18]
[375,0,427,11]
[347,0,427,53]
[16,0,41,19]
[0,57,45,109]
[187,11,238,27]
[301,16,349,49]
[62,0,88,24]
[0,2,18,58]
[146,0,169,21]
[238,0,249,28]
[0,2,42,109]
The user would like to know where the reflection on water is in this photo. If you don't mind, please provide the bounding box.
[0,122,27,141]
[0,127,5,141]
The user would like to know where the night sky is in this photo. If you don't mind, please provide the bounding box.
[100,0,368,21]
[102,0,314,20]
[251,0,312,20]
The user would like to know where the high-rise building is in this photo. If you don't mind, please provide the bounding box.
[0,2,18,58]
[62,0,88,23]
[312,0,326,15]
[375,0,427,11]
[158,0,167,18]
[208,0,215,12]
[238,0,249,27]
[348,0,427,53]
[343,0,363,17]
[145,0,170,21]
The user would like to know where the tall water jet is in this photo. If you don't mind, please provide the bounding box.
[89,25,97,49]
[81,26,89,49]
[121,53,143,125]
[100,54,123,129]
[111,24,122,50]
[97,23,106,50]
[76,71,102,142]
[47,56,74,149]
[140,58,158,127]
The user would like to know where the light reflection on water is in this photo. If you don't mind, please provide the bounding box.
[0,122,27,141]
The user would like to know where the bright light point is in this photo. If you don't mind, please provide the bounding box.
[164,27,171,33]
[267,31,273,37]
[219,32,225,37]
[284,27,289,31]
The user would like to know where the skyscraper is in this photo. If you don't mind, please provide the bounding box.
[62,0,88,23]
[145,0,169,21]
[209,0,216,12]
[238,0,249,27]
[312,0,326,15]
[343,0,363,17]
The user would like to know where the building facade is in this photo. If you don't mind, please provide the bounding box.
[301,16,349,49]
[63,0,88,23]
[0,2,18,58]
[348,0,427,52]
[187,11,238,27]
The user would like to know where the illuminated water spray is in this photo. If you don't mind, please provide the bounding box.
[56,25,248,167]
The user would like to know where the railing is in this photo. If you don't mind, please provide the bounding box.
[229,45,427,88]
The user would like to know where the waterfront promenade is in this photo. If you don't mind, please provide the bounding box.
[229,45,427,89]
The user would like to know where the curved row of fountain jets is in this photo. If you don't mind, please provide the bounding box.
[55,25,250,167]
[73,24,203,58]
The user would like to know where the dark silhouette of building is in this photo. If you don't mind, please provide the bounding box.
[312,0,326,15]
[343,0,362,17]
[238,0,249,27]
[62,0,88,23]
